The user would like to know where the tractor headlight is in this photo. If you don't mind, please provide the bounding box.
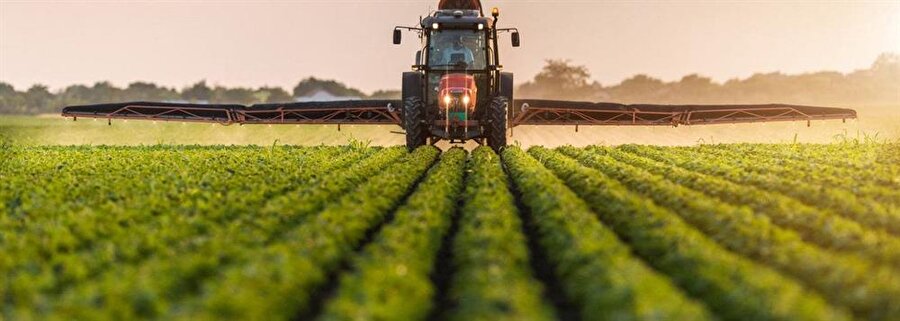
[443,95,452,105]
[477,23,484,30]
[432,23,440,30]
[462,95,471,105]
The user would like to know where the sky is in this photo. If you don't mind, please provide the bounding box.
[1,0,898,93]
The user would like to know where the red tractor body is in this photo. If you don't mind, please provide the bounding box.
[438,74,478,123]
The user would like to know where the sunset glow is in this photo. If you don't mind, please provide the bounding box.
[1,1,898,92]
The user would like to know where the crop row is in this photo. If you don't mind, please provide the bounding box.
[3,146,393,316]
[731,143,899,176]
[692,145,900,205]
[628,145,900,236]
[561,146,900,320]
[4,147,340,290]
[0,146,352,250]
[529,147,848,320]
[317,148,467,321]
[502,147,713,321]
[2,146,338,219]
[596,145,900,267]
[161,146,440,321]
[441,147,555,321]
[1,147,375,295]
[4,146,415,320]
[527,146,850,321]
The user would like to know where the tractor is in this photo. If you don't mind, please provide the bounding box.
[393,4,520,151]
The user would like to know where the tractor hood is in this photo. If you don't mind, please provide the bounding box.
[438,74,478,109]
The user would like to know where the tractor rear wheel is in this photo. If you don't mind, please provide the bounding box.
[403,96,427,151]
[487,96,509,152]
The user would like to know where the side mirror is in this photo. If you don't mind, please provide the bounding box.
[511,31,521,47]
[393,29,402,45]
[415,50,423,65]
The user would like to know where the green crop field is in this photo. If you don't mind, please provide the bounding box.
[2,142,900,321]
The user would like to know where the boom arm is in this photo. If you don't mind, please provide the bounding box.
[510,100,857,127]
[62,100,402,125]
[61,99,856,128]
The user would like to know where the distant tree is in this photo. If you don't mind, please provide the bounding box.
[872,53,899,73]
[669,74,720,104]
[292,77,366,98]
[25,85,54,112]
[532,59,591,89]
[0,82,15,95]
[0,82,26,114]
[618,74,665,91]
[607,74,666,103]
[862,52,900,104]
[368,90,401,99]
[89,82,122,103]
[727,72,792,103]
[124,82,179,102]
[56,84,93,107]
[211,86,257,105]
[181,81,213,102]
[518,59,604,100]
[257,86,293,103]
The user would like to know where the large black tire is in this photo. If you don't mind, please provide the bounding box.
[487,96,509,152]
[404,96,428,151]
[401,72,424,127]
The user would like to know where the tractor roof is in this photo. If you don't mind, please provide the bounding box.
[422,10,492,29]
[438,0,483,11]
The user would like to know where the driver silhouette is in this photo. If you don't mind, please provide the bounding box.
[442,36,475,66]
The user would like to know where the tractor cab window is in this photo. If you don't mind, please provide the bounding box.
[427,30,487,70]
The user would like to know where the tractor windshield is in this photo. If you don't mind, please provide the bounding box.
[427,30,487,70]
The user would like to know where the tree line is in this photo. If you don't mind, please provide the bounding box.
[0,77,401,114]
[1,53,896,114]
[520,53,899,107]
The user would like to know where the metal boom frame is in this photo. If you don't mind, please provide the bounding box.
[62,99,856,128]
[509,100,856,127]
[62,100,402,126]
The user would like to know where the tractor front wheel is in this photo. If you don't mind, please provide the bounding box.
[487,96,509,152]
[403,96,428,151]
